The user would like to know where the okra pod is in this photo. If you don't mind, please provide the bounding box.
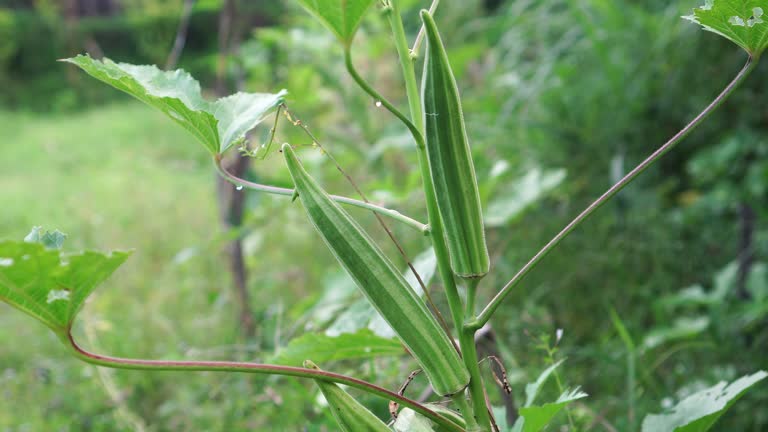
[421,10,490,279]
[304,361,391,432]
[284,144,469,396]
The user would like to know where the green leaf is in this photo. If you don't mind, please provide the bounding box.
[641,371,767,432]
[684,0,768,56]
[641,316,710,351]
[393,405,466,432]
[392,408,437,432]
[296,0,377,46]
[24,226,67,250]
[512,388,588,432]
[523,359,565,407]
[273,329,403,366]
[485,168,566,228]
[61,55,286,155]
[0,237,130,337]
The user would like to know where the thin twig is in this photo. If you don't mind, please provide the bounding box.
[471,56,757,329]
[66,333,464,432]
[410,0,440,59]
[213,154,428,233]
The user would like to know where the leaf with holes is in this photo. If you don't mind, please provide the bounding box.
[61,55,286,155]
[684,0,768,56]
[0,232,130,338]
[642,371,767,432]
[296,0,377,47]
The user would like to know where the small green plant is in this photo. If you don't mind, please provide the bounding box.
[2,1,767,430]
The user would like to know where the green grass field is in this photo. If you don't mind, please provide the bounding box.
[0,103,265,431]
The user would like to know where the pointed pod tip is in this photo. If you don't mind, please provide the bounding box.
[419,9,431,21]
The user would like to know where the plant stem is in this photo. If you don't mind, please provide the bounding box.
[213,154,428,233]
[453,391,479,430]
[385,2,491,429]
[470,56,757,330]
[410,0,440,58]
[66,333,464,432]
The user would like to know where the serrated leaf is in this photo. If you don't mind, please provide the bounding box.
[61,55,286,155]
[296,0,377,46]
[642,371,767,432]
[24,226,67,250]
[512,388,588,432]
[523,359,565,407]
[0,239,130,337]
[684,0,768,56]
[273,329,403,366]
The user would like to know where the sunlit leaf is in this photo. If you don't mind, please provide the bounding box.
[642,371,767,432]
[24,226,67,250]
[296,0,377,46]
[273,329,402,366]
[485,168,566,228]
[392,408,436,432]
[62,55,286,155]
[512,388,588,432]
[684,0,768,56]
[0,235,130,337]
[641,316,710,351]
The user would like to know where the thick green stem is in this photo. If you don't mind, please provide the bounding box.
[214,154,428,233]
[385,2,490,429]
[66,333,464,432]
[470,56,757,330]
[453,391,479,430]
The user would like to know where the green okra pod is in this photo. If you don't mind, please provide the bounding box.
[421,10,490,279]
[304,360,391,432]
[283,144,469,396]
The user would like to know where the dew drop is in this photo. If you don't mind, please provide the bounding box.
[0,257,13,267]
[374,100,382,108]
[236,185,244,191]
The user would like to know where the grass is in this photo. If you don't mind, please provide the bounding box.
[0,102,257,431]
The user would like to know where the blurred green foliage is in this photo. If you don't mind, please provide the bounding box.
[1,0,767,431]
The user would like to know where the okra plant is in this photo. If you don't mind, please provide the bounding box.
[3,1,768,431]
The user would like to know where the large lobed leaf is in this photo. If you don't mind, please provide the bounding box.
[684,0,768,56]
[642,371,767,432]
[296,0,376,46]
[0,231,130,337]
[62,55,286,155]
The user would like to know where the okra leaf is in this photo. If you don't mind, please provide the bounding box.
[296,0,376,47]
[273,329,402,366]
[0,229,130,338]
[684,0,768,56]
[511,388,588,432]
[641,371,767,432]
[61,55,286,155]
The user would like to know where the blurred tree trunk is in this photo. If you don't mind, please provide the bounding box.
[215,0,256,338]
[165,0,196,70]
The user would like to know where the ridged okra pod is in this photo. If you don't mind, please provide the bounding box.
[283,144,469,396]
[421,10,490,279]
[304,361,391,431]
